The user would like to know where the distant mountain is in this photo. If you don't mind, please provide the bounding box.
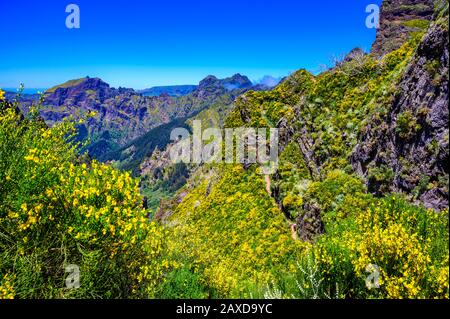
[197,73,253,92]
[4,88,46,94]
[137,74,253,97]
[10,74,263,160]
[38,77,172,155]
[4,91,40,107]
[138,85,197,97]
[98,73,262,174]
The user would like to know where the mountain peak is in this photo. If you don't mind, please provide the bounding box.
[221,74,253,91]
[198,75,220,88]
[46,77,110,94]
[196,74,253,93]
[228,73,247,80]
[43,77,115,107]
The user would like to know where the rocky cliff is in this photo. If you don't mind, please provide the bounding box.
[353,3,449,210]
[371,0,435,56]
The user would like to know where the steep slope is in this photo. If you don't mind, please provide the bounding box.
[224,1,449,212]
[227,36,423,212]
[163,165,305,297]
[352,7,449,210]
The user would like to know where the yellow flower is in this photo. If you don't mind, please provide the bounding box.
[8,211,19,218]
[0,274,15,299]
[0,89,4,101]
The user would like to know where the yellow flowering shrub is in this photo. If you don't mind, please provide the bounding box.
[0,100,169,298]
[166,165,306,297]
[0,274,15,299]
[351,222,429,298]
[315,196,449,299]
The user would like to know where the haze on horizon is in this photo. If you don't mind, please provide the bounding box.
[0,0,380,90]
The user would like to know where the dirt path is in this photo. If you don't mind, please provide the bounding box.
[265,175,271,196]
[264,174,299,241]
[291,224,299,240]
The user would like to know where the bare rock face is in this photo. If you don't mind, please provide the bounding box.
[352,16,449,210]
[296,202,324,242]
[371,0,435,57]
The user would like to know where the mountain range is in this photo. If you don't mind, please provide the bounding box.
[10,73,260,159]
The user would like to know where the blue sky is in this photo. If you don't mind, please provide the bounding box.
[0,0,381,90]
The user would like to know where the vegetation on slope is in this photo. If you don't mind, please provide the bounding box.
[164,165,306,297]
[0,95,170,298]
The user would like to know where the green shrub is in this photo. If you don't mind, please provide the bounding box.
[165,165,306,297]
[402,19,430,30]
[368,164,395,194]
[303,170,371,224]
[156,266,212,299]
[396,110,421,139]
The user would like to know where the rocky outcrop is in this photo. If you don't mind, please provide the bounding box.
[296,202,324,242]
[352,14,449,210]
[371,0,435,57]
